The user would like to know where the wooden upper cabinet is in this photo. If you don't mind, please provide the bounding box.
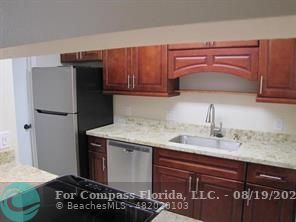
[257,39,296,104]
[61,50,103,63]
[168,40,259,80]
[103,45,179,96]
[60,53,79,62]
[103,48,131,91]
[132,45,168,92]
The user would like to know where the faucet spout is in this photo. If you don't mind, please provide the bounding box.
[205,104,223,137]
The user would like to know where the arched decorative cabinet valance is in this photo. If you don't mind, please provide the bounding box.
[168,47,259,81]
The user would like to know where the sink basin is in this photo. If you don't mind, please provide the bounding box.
[169,135,241,151]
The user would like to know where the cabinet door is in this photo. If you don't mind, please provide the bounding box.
[168,47,258,80]
[153,165,195,217]
[194,175,244,222]
[60,53,79,62]
[258,39,296,100]
[80,50,103,61]
[243,184,295,222]
[89,151,107,184]
[132,45,168,92]
[103,48,131,91]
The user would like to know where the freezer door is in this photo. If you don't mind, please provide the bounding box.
[32,66,77,113]
[34,110,78,176]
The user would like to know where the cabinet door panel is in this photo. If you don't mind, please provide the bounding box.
[168,48,258,80]
[133,45,167,91]
[243,184,295,222]
[103,48,131,90]
[194,175,244,222]
[89,151,107,184]
[153,165,194,217]
[259,39,296,99]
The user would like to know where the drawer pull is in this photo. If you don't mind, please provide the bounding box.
[258,173,282,181]
[90,143,102,148]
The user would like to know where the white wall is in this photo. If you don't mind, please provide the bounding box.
[0,59,17,150]
[31,54,61,67]
[114,92,296,134]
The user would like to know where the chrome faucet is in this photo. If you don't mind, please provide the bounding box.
[205,104,223,137]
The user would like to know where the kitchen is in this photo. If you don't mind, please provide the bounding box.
[0,1,296,222]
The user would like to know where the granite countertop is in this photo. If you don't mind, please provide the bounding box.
[0,162,199,222]
[87,117,296,170]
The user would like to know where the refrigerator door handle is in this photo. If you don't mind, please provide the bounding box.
[36,109,69,116]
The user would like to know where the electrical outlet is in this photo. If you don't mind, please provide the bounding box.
[274,119,284,131]
[0,131,10,150]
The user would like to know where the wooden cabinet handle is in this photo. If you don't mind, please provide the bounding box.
[258,173,282,181]
[90,143,102,148]
[259,75,263,94]
[132,75,135,89]
[195,177,200,192]
[102,157,106,172]
[188,176,192,192]
[127,75,131,89]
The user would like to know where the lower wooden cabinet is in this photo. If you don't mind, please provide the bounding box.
[88,151,107,184]
[88,136,107,184]
[153,165,195,217]
[194,175,244,222]
[243,184,295,222]
[153,165,244,221]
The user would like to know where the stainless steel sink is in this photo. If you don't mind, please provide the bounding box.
[169,135,241,151]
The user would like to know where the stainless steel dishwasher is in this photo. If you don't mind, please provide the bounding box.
[107,139,152,195]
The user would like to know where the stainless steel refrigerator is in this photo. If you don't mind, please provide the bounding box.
[32,66,113,176]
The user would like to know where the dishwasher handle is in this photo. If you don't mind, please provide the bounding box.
[108,140,152,153]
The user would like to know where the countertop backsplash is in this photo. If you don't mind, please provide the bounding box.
[114,115,296,145]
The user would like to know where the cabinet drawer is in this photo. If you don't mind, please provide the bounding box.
[154,148,246,181]
[88,136,106,153]
[247,164,296,190]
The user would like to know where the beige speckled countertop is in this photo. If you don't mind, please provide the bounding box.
[0,162,199,222]
[87,117,296,170]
